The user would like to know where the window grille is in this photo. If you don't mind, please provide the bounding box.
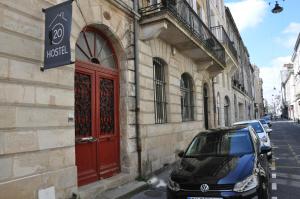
[153,58,167,124]
[181,73,195,121]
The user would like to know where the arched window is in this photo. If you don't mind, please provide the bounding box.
[224,96,230,127]
[75,28,116,68]
[153,57,167,124]
[234,94,238,121]
[181,73,194,121]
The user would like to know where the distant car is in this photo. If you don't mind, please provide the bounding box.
[259,119,272,134]
[167,126,271,199]
[262,115,272,127]
[233,120,272,160]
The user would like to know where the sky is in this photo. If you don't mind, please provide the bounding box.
[224,0,300,103]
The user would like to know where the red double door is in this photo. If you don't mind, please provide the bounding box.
[75,61,120,186]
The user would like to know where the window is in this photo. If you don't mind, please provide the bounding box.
[75,29,116,68]
[153,58,167,124]
[185,130,254,156]
[217,93,220,125]
[181,73,194,121]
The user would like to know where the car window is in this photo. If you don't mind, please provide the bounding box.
[249,127,260,152]
[259,120,266,124]
[185,130,254,156]
[248,122,265,134]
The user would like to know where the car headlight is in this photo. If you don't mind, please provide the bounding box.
[233,174,258,192]
[168,177,180,191]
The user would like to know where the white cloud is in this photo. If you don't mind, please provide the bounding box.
[275,22,300,48]
[225,0,267,32]
[259,56,291,103]
[283,22,300,34]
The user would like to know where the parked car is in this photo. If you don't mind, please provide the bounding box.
[234,120,272,160]
[167,126,271,199]
[262,115,272,127]
[259,119,272,134]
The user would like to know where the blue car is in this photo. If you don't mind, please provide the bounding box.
[262,115,271,127]
[167,126,271,199]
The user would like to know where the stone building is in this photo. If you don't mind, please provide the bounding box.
[281,64,295,119]
[0,0,260,198]
[253,65,264,119]
[209,5,256,127]
[281,33,300,121]
[291,33,300,122]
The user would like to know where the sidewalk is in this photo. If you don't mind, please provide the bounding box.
[97,164,174,199]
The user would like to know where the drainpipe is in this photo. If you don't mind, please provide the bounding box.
[212,78,216,127]
[133,0,142,179]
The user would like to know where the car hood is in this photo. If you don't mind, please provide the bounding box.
[171,154,255,185]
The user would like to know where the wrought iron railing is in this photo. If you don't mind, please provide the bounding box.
[211,25,238,60]
[139,0,226,66]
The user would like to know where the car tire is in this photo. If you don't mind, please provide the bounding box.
[259,180,270,199]
[267,154,272,161]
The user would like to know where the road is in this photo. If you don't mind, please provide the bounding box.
[128,120,300,199]
[270,120,300,199]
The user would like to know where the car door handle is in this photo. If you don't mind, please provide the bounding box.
[76,137,97,144]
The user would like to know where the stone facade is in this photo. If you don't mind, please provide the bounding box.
[0,0,263,198]
[253,65,264,118]
[0,0,136,198]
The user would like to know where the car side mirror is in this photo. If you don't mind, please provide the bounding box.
[268,123,272,127]
[178,150,184,158]
[260,146,272,154]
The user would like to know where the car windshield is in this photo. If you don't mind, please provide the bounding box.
[259,119,267,124]
[248,122,265,133]
[185,130,254,157]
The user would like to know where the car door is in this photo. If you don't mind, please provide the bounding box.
[249,127,269,179]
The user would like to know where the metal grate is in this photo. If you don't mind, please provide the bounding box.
[153,58,167,124]
[181,73,194,121]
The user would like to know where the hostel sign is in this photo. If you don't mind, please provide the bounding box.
[43,0,73,70]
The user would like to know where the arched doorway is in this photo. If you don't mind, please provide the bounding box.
[75,27,120,186]
[224,96,230,127]
[203,84,209,129]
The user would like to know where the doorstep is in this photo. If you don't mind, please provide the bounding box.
[78,172,145,199]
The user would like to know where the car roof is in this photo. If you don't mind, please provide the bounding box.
[197,125,250,136]
[233,120,260,125]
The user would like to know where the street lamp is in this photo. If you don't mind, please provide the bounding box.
[269,0,285,14]
[272,1,283,13]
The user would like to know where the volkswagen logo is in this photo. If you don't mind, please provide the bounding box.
[200,184,209,192]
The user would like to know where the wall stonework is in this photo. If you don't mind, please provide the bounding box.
[139,38,212,176]
[0,0,135,198]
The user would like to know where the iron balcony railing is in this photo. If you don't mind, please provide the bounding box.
[139,0,226,66]
[211,25,238,60]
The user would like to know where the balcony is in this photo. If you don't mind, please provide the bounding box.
[211,25,237,61]
[139,0,226,74]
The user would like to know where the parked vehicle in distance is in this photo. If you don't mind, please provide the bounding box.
[233,120,272,160]
[262,115,272,127]
[259,119,272,134]
[167,126,271,199]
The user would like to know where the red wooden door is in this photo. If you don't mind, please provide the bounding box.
[75,62,120,186]
[96,72,120,179]
[75,66,98,186]
[75,27,120,186]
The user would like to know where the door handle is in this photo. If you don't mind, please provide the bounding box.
[76,137,97,144]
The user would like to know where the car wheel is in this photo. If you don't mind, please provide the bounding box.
[268,154,272,161]
[259,181,270,199]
